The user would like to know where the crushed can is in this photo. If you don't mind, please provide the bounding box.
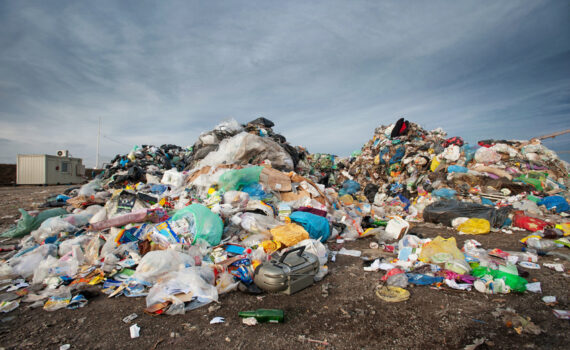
[253,246,319,295]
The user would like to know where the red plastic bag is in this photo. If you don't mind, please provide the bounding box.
[513,212,549,232]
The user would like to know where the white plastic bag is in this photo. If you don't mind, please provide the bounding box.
[145,266,218,314]
[238,213,281,234]
[474,148,501,165]
[10,244,58,278]
[31,217,76,243]
[133,250,194,283]
[161,169,188,188]
[291,239,329,266]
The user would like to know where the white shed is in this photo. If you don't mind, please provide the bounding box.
[17,153,85,185]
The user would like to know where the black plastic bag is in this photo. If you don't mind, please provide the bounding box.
[423,200,510,228]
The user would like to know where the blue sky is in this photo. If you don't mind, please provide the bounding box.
[1,0,569,167]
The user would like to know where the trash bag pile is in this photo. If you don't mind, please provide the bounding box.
[0,117,568,316]
[334,117,570,224]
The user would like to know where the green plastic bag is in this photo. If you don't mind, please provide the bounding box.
[171,204,223,246]
[471,266,527,293]
[1,208,68,238]
[217,166,263,192]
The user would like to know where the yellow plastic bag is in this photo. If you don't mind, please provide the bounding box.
[419,236,464,263]
[430,157,440,172]
[270,223,309,247]
[457,218,490,235]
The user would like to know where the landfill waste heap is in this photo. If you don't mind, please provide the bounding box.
[0,117,569,323]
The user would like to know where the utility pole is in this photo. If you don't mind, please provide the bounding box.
[96,117,101,169]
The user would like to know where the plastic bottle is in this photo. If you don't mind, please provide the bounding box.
[238,309,284,323]
[525,237,559,252]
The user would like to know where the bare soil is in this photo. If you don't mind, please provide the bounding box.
[0,186,568,350]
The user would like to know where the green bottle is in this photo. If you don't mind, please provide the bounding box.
[238,309,284,323]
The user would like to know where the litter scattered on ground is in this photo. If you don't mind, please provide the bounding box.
[129,323,140,338]
[0,117,568,343]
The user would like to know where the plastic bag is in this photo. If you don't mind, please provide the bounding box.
[146,266,218,314]
[88,206,108,225]
[31,217,76,243]
[217,167,263,192]
[32,255,58,284]
[419,236,464,263]
[432,188,456,199]
[474,147,501,164]
[198,132,294,171]
[338,180,361,196]
[538,196,569,213]
[171,204,223,246]
[447,165,468,173]
[461,144,479,163]
[457,218,490,235]
[216,271,239,294]
[223,191,249,208]
[513,213,549,232]
[270,223,310,247]
[289,211,330,242]
[161,169,187,188]
[78,179,102,197]
[442,145,460,162]
[1,208,67,238]
[236,213,281,235]
[471,266,527,293]
[84,236,101,265]
[291,239,329,265]
[10,244,58,278]
[133,250,195,283]
[58,235,92,257]
[423,200,510,228]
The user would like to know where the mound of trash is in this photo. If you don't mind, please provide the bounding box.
[0,117,568,321]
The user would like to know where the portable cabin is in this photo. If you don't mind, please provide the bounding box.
[17,151,85,185]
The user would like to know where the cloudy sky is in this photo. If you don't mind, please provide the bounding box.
[1,0,569,167]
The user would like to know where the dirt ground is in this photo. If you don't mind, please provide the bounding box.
[0,186,568,350]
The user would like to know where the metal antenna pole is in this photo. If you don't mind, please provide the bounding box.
[96,117,101,168]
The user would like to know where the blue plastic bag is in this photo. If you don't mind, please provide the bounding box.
[241,183,268,199]
[447,165,468,173]
[461,144,480,163]
[338,180,361,196]
[538,196,569,213]
[289,211,330,242]
[405,273,444,285]
[389,146,406,165]
[432,188,457,199]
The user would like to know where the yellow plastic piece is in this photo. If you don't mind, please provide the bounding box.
[430,157,440,172]
[270,223,309,247]
[419,236,464,263]
[555,223,570,236]
[457,218,491,235]
[519,234,542,244]
[339,194,354,206]
[375,285,410,302]
[260,240,282,253]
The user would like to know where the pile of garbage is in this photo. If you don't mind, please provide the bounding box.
[336,117,569,223]
[0,117,568,320]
